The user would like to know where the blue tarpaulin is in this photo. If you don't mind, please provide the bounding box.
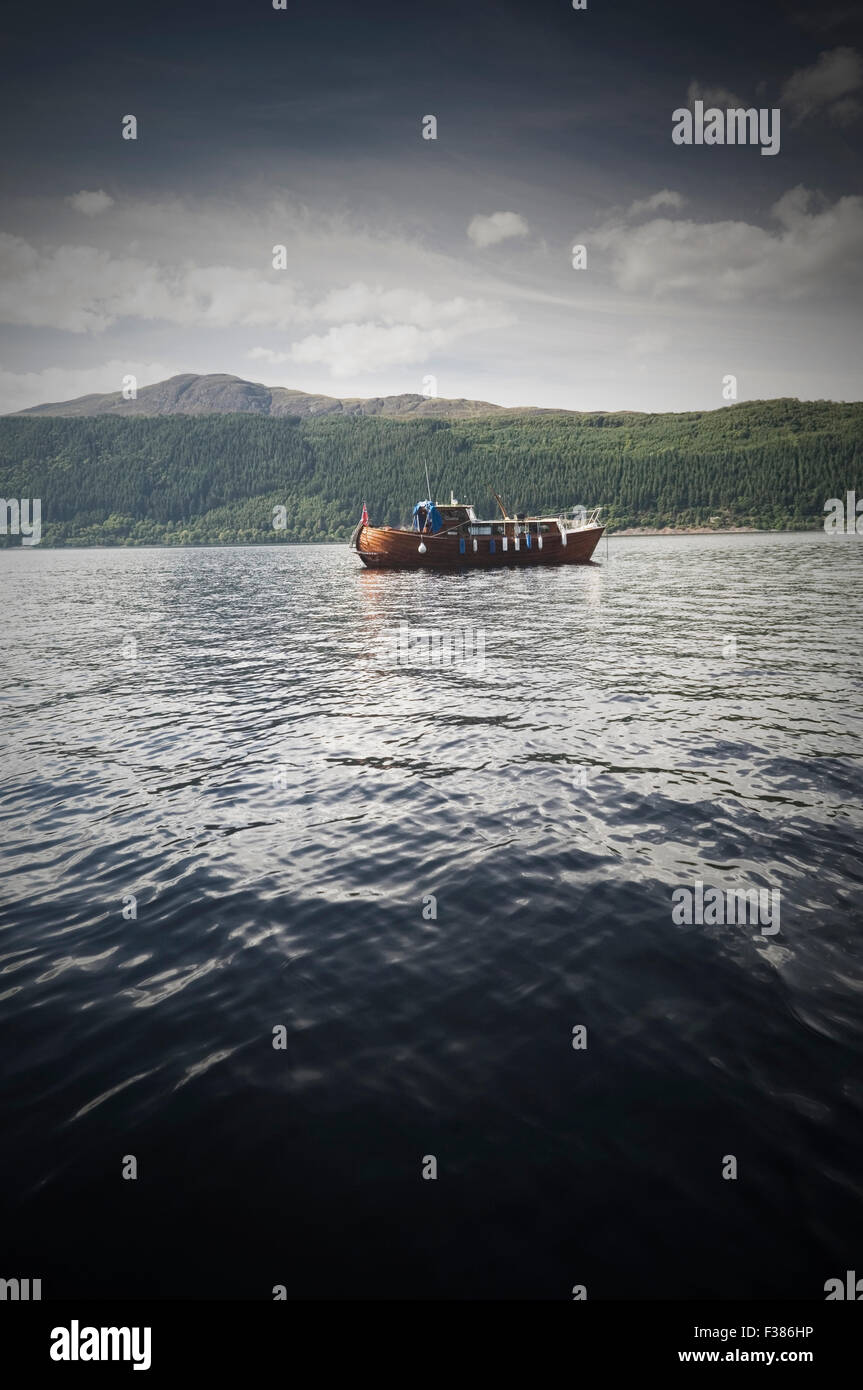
[412,499,443,534]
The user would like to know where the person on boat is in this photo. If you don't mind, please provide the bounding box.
[411,499,443,534]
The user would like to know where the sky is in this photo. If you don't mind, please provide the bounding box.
[0,0,861,414]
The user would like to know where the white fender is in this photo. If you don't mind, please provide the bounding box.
[418,542,427,554]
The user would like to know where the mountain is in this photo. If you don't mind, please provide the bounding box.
[13,372,544,420]
[1,395,860,546]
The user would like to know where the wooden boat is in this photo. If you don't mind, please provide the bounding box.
[350,492,604,570]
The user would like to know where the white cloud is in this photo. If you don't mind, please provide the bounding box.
[66,190,115,216]
[290,322,449,376]
[626,190,686,219]
[0,234,302,332]
[310,282,481,330]
[0,232,506,356]
[247,347,291,365]
[829,95,863,123]
[1,187,859,415]
[629,330,672,357]
[687,80,747,109]
[780,46,863,124]
[0,213,514,382]
[592,187,863,301]
[0,359,178,415]
[289,291,510,376]
[467,211,529,249]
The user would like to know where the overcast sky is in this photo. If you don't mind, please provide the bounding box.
[0,0,861,414]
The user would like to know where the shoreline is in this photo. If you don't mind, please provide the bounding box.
[609,526,798,537]
[0,527,823,552]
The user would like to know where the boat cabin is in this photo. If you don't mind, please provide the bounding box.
[413,499,558,539]
[436,503,477,529]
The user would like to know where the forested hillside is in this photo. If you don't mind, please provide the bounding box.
[0,397,860,545]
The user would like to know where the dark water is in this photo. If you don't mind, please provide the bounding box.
[2,533,862,1300]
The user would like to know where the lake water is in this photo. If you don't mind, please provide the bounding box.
[1,532,861,1299]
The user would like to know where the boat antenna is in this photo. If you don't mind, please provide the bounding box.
[425,462,433,501]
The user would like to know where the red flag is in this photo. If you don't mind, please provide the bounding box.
[361,501,369,526]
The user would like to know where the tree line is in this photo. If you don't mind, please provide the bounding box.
[0,397,860,545]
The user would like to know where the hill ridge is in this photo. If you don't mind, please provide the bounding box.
[14,372,846,422]
[15,372,536,421]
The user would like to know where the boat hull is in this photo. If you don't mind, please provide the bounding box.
[354,523,604,569]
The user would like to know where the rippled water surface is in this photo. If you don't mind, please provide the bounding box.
[2,534,862,1299]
